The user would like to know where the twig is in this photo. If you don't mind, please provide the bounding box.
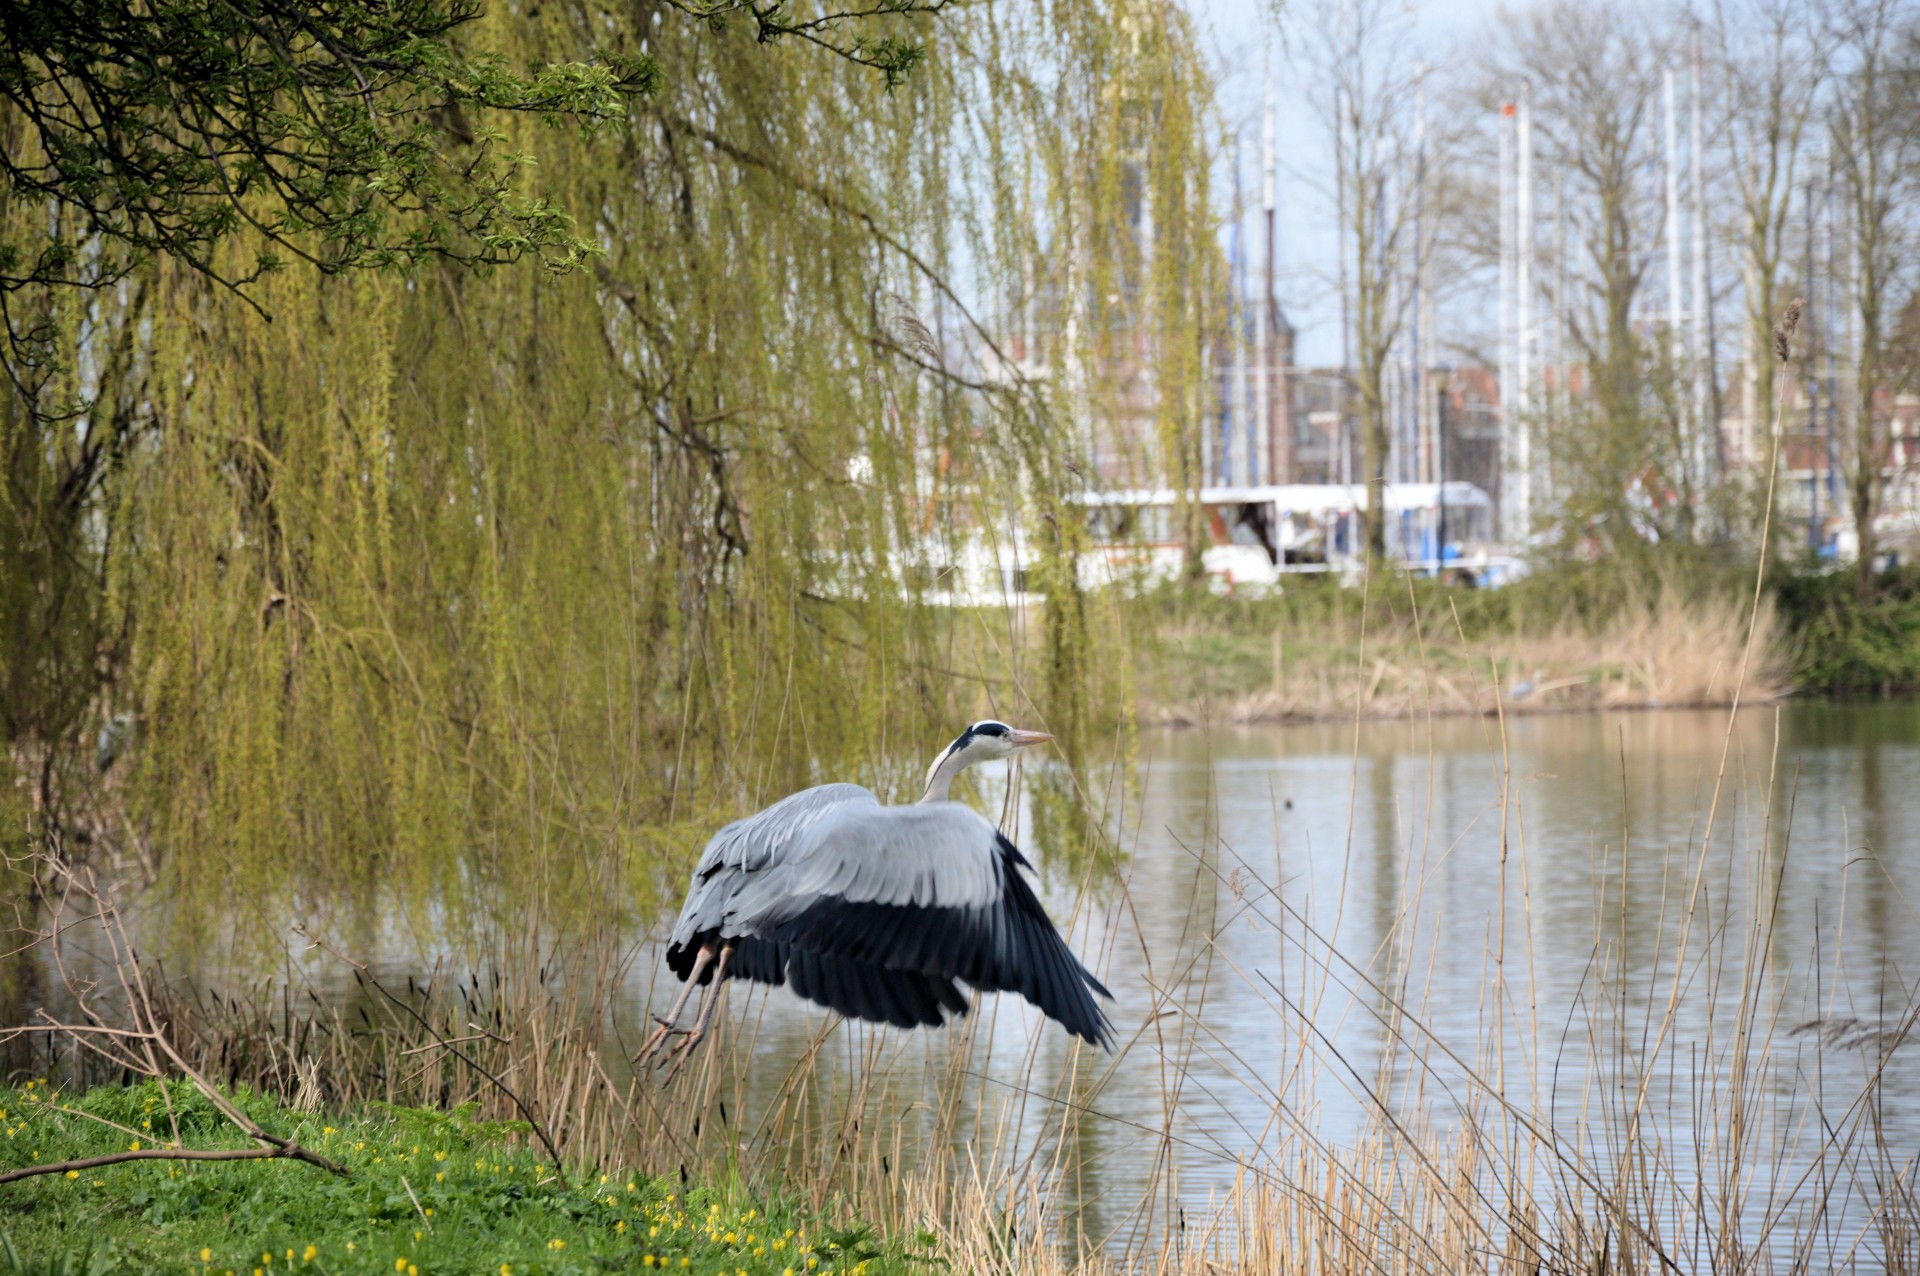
[400,1174,432,1229]
[2,851,350,1184]
[294,926,569,1185]
[0,1142,344,1184]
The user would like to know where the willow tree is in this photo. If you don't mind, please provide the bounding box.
[1,0,1223,956]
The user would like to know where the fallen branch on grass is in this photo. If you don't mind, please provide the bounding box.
[0,1141,344,1184]
[0,848,350,1185]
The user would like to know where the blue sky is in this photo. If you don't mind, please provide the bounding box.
[1191,0,1517,364]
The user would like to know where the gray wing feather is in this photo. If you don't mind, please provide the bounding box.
[666,783,877,964]
[722,803,1003,931]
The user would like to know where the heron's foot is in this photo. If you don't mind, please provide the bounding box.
[633,1019,691,1068]
[657,1026,707,1087]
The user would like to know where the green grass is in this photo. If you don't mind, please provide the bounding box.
[0,1082,914,1276]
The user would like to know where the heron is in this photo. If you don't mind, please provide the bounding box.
[636,720,1113,1080]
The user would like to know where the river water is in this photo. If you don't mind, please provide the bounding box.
[619,703,1920,1260]
[29,702,1920,1264]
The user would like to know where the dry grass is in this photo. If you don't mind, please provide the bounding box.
[1164,581,1785,726]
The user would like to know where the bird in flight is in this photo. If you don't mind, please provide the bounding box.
[636,720,1114,1081]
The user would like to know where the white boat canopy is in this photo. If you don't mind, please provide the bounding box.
[1070,481,1492,514]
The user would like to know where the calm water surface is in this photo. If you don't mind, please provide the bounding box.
[621,703,1920,1252]
[47,702,1920,1259]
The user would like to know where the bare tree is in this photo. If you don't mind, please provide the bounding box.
[1294,0,1426,561]
[1826,0,1920,601]
[1469,2,1677,552]
[1712,0,1827,552]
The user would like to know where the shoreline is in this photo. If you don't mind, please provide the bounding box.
[1143,683,1793,729]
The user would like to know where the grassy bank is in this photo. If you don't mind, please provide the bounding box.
[0,1080,906,1276]
[1130,556,1920,725]
[1131,560,1783,724]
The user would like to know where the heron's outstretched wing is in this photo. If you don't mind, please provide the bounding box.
[722,803,1114,1048]
[665,783,878,979]
[729,936,970,1030]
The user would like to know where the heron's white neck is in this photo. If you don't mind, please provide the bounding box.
[918,746,973,804]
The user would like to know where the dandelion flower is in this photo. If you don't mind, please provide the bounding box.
[547,1239,565,1251]
[302,1246,317,1263]
[64,1171,78,1180]
[395,1260,409,1273]
[201,1249,213,1263]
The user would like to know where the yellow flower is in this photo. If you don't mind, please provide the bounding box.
[408,1267,418,1276]
[643,1259,656,1269]
[395,1260,409,1273]
[435,1150,447,1162]
[141,1119,150,1130]
[64,1171,77,1180]
[323,1126,336,1136]
[302,1246,317,1263]
[346,1244,356,1253]
[200,1250,212,1263]
[285,1251,294,1263]
[547,1239,565,1251]
[627,1181,636,1192]
[435,1173,444,1183]
[261,1257,272,1267]
[500,1267,511,1276]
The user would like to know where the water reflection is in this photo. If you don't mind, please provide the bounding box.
[622,704,1920,1253]
[24,703,1919,1261]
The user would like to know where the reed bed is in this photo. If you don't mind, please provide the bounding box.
[1153,578,1786,726]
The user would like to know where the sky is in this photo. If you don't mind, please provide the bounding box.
[1190,0,1517,365]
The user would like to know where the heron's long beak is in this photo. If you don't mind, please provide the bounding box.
[1009,729,1053,749]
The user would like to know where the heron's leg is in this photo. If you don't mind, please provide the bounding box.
[635,943,715,1067]
[661,942,735,1086]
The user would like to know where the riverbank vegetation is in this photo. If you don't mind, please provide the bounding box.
[1133,554,1919,726]
[0,1079,908,1275]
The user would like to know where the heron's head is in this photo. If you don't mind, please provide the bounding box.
[920,720,1053,802]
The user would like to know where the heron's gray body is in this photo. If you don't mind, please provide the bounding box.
[663,783,1113,1047]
